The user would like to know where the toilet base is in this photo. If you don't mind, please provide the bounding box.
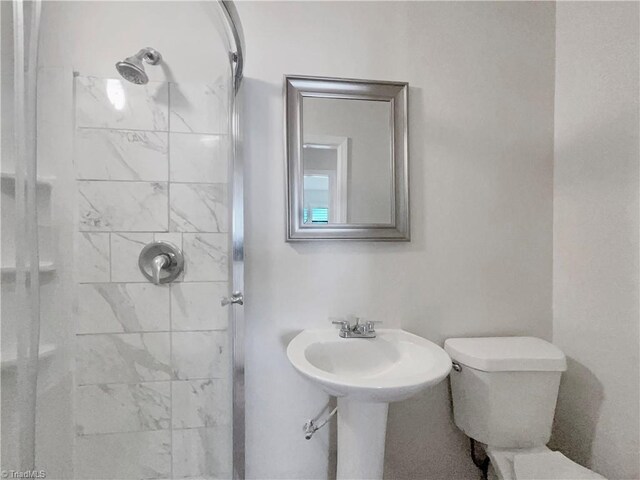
[485,445,605,480]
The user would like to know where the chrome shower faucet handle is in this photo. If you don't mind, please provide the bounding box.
[138,241,184,285]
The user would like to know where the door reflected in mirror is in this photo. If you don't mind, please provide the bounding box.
[302,135,347,224]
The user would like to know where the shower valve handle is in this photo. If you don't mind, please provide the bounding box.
[138,241,184,285]
[151,254,170,285]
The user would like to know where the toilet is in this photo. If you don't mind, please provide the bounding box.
[445,337,606,480]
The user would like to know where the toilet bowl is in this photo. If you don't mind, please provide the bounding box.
[486,445,606,480]
[445,337,605,480]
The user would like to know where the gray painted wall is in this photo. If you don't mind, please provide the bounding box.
[552,3,640,479]
[239,2,555,478]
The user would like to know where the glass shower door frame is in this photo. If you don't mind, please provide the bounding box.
[220,2,245,478]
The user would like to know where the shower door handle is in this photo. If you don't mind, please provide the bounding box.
[222,291,244,306]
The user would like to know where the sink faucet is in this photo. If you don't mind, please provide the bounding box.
[331,315,379,338]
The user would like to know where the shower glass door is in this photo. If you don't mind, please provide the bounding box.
[1,2,243,478]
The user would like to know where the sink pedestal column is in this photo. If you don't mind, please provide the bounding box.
[336,398,389,480]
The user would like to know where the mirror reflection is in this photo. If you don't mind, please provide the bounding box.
[302,97,393,225]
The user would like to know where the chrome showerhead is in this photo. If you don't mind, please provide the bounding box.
[115,47,162,85]
[116,60,148,85]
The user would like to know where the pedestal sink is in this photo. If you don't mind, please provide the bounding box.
[286,329,452,480]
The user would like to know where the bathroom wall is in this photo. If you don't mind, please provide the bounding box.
[552,3,640,479]
[39,1,230,84]
[238,2,555,478]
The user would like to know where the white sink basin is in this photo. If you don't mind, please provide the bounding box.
[287,328,452,480]
[287,328,452,402]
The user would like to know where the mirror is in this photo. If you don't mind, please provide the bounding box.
[285,76,409,241]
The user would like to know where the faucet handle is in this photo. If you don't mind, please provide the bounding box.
[330,318,351,331]
[364,320,382,333]
[138,241,184,285]
[151,254,170,285]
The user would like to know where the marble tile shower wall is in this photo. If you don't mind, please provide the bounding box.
[73,76,232,480]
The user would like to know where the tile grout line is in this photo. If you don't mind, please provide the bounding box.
[167,85,173,244]
[76,179,227,185]
[76,424,228,439]
[84,231,226,235]
[72,77,81,476]
[108,232,112,281]
[79,230,228,235]
[75,328,228,336]
[167,83,174,480]
[78,280,225,285]
[78,279,227,285]
[76,125,228,136]
[77,376,227,388]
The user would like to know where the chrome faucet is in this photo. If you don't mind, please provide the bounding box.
[331,315,380,338]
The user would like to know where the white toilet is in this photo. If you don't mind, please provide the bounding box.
[445,336,606,480]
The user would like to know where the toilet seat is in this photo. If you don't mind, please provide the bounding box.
[487,446,606,480]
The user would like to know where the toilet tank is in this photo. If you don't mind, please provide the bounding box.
[445,337,567,449]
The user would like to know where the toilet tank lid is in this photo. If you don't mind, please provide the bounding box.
[444,337,567,372]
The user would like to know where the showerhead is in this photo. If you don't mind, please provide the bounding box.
[116,60,147,85]
[115,47,162,85]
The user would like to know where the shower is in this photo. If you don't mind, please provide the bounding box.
[115,47,162,84]
[3,0,245,477]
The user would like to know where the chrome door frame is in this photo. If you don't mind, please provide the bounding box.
[219,1,245,478]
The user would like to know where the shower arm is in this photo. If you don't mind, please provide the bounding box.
[134,47,162,65]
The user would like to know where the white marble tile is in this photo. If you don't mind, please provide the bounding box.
[76,382,170,435]
[111,233,154,282]
[172,427,232,479]
[78,181,168,232]
[77,283,170,334]
[76,76,168,131]
[169,133,228,183]
[76,430,171,479]
[170,184,228,233]
[172,331,229,380]
[172,379,231,429]
[154,232,182,246]
[76,129,168,181]
[171,283,228,331]
[77,232,110,282]
[77,333,172,385]
[182,233,228,282]
[169,81,228,134]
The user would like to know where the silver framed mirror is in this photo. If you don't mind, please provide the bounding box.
[285,75,410,241]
